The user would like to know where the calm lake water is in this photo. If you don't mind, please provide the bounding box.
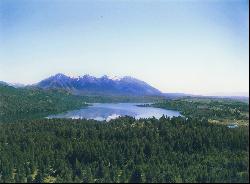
[47,103,181,121]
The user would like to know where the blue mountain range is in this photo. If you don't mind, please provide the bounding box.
[35,73,162,96]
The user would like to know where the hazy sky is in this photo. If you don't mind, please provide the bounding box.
[0,0,249,95]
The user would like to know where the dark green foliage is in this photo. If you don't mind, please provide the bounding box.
[151,97,249,121]
[129,167,142,183]
[0,85,88,122]
[0,117,248,183]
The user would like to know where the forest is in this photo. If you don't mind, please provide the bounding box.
[0,84,249,183]
[148,97,249,126]
[0,116,248,183]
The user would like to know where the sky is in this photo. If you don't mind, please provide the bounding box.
[0,0,249,95]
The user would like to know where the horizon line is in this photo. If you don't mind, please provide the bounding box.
[1,72,249,97]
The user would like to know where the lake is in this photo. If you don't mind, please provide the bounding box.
[47,103,181,121]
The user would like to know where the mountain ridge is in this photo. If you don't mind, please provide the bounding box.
[34,73,163,96]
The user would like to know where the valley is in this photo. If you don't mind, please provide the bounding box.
[0,76,249,183]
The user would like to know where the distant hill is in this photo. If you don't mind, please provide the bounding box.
[34,73,162,96]
[163,93,198,99]
[8,83,26,88]
[0,81,26,88]
[0,81,8,86]
[0,83,90,122]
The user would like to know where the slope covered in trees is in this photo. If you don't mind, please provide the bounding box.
[0,116,248,183]
[0,84,88,122]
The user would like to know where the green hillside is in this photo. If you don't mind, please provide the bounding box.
[0,84,88,122]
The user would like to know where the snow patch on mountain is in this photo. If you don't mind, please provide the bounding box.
[107,75,122,81]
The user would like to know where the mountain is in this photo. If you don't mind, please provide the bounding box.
[0,81,26,88]
[35,73,162,96]
[8,83,26,88]
[0,81,8,86]
[163,93,197,99]
[207,92,249,97]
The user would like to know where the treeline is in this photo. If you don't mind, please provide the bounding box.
[0,116,248,183]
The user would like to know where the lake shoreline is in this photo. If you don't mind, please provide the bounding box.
[47,103,182,121]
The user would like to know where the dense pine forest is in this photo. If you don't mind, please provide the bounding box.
[0,117,248,183]
[0,84,249,183]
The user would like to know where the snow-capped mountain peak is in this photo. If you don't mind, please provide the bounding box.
[35,73,162,96]
[107,75,122,81]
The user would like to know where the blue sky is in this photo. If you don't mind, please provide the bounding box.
[0,0,249,95]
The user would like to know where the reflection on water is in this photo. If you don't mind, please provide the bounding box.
[47,103,181,121]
